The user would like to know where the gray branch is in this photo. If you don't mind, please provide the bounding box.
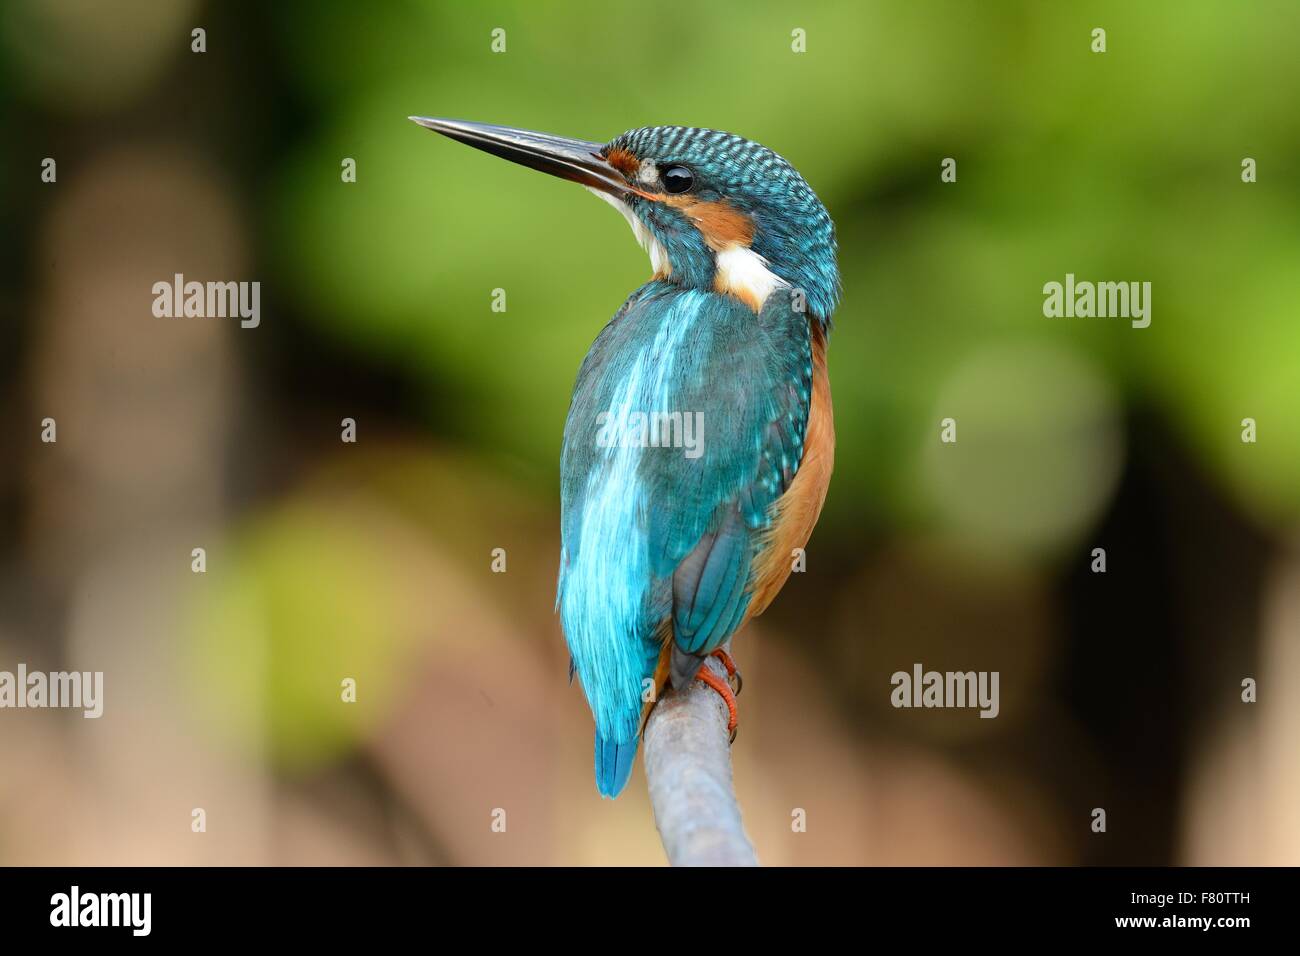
[642,649,759,866]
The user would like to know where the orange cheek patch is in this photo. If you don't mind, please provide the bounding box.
[604,147,640,178]
[664,197,755,251]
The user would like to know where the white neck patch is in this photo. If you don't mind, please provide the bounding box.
[714,244,787,311]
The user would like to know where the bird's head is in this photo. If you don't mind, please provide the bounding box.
[410,118,840,328]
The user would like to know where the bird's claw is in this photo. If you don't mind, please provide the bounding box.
[710,647,743,696]
[696,649,741,743]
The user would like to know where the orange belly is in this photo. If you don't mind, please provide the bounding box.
[745,324,834,620]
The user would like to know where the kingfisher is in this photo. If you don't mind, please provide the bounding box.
[411,117,839,797]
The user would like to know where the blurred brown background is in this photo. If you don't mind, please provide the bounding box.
[1,0,1298,865]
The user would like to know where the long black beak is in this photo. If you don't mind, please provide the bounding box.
[409,116,639,199]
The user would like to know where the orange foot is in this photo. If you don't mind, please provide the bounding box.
[696,648,741,743]
[711,647,743,696]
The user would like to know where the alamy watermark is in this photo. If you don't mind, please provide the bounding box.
[0,664,103,718]
[50,886,150,936]
[1043,273,1150,328]
[152,273,260,328]
[595,409,704,459]
[890,663,999,718]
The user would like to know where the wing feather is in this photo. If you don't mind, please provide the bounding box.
[559,281,814,730]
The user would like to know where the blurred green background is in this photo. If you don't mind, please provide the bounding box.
[1,0,1298,865]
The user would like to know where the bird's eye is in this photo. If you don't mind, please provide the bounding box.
[662,165,694,193]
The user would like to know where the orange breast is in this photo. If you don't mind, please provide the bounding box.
[745,325,835,620]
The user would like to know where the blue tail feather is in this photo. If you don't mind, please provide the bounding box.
[594,733,638,798]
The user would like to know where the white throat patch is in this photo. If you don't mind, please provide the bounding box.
[586,188,671,276]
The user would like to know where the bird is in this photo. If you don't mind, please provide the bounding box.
[411,117,839,797]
